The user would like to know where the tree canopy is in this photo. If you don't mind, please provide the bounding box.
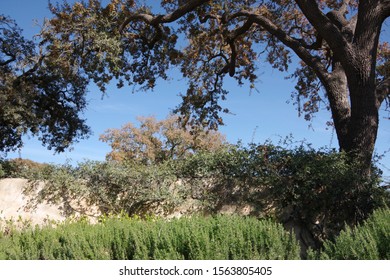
[0,14,90,153]
[100,115,227,163]
[1,1,389,175]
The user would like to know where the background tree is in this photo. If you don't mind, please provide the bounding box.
[100,115,227,163]
[0,15,90,154]
[37,0,390,178]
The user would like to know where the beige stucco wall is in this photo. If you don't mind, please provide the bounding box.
[0,178,66,225]
[0,178,100,227]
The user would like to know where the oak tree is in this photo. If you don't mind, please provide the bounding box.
[14,0,390,177]
[38,0,390,176]
[0,15,90,153]
[100,115,227,163]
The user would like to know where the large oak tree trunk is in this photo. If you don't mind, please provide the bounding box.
[325,73,377,178]
[326,0,384,178]
[343,88,379,177]
[328,70,379,177]
[328,84,379,183]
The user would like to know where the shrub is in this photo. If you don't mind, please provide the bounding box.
[173,145,259,207]
[0,215,300,260]
[24,160,186,217]
[0,159,4,178]
[309,208,390,260]
[266,146,386,243]
[19,139,388,248]
[0,158,48,178]
[174,142,387,245]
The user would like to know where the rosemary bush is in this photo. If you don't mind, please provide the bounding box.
[309,208,390,260]
[0,215,300,260]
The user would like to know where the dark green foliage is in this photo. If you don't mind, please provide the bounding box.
[175,142,387,243]
[0,215,300,260]
[264,145,386,243]
[23,160,184,217]
[12,140,388,250]
[309,208,390,260]
[0,14,90,154]
[2,209,386,260]
[0,158,49,178]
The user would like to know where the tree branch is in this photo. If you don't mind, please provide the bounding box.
[353,0,383,64]
[232,10,330,85]
[294,0,353,60]
[376,77,390,106]
[0,57,16,66]
[120,0,210,32]
[380,0,390,18]
[224,19,254,77]
[156,0,210,23]
[228,19,254,40]
[120,14,154,32]
[340,0,351,14]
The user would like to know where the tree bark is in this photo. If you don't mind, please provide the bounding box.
[324,63,351,152]
[296,0,386,177]
[341,0,383,175]
[325,60,379,177]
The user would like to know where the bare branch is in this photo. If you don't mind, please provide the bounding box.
[227,40,236,77]
[209,48,229,63]
[199,14,220,23]
[0,57,16,66]
[346,14,358,35]
[225,19,254,77]
[120,14,154,32]
[228,19,254,40]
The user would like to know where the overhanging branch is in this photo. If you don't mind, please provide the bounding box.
[380,0,390,18]
[120,0,210,32]
[224,19,254,77]
[294,0,353,60]
[231,10,330,85]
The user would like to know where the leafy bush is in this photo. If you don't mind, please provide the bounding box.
[0,158,48,178]
[0,215,300,260]
[309,208,390,259]
[0,159,4,178]
[17,139,388,249]
[266,146,386,243]
[175,142,387,242]
[22,145,259,218]
[23,160,188,217]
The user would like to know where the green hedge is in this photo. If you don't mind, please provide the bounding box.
[1,209,389,260]
[3,141,388,250]
[175,143,387,244]
[0,215,300,260]
[309,208,390,260]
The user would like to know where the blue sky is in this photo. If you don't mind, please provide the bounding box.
[2,0,390,178]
